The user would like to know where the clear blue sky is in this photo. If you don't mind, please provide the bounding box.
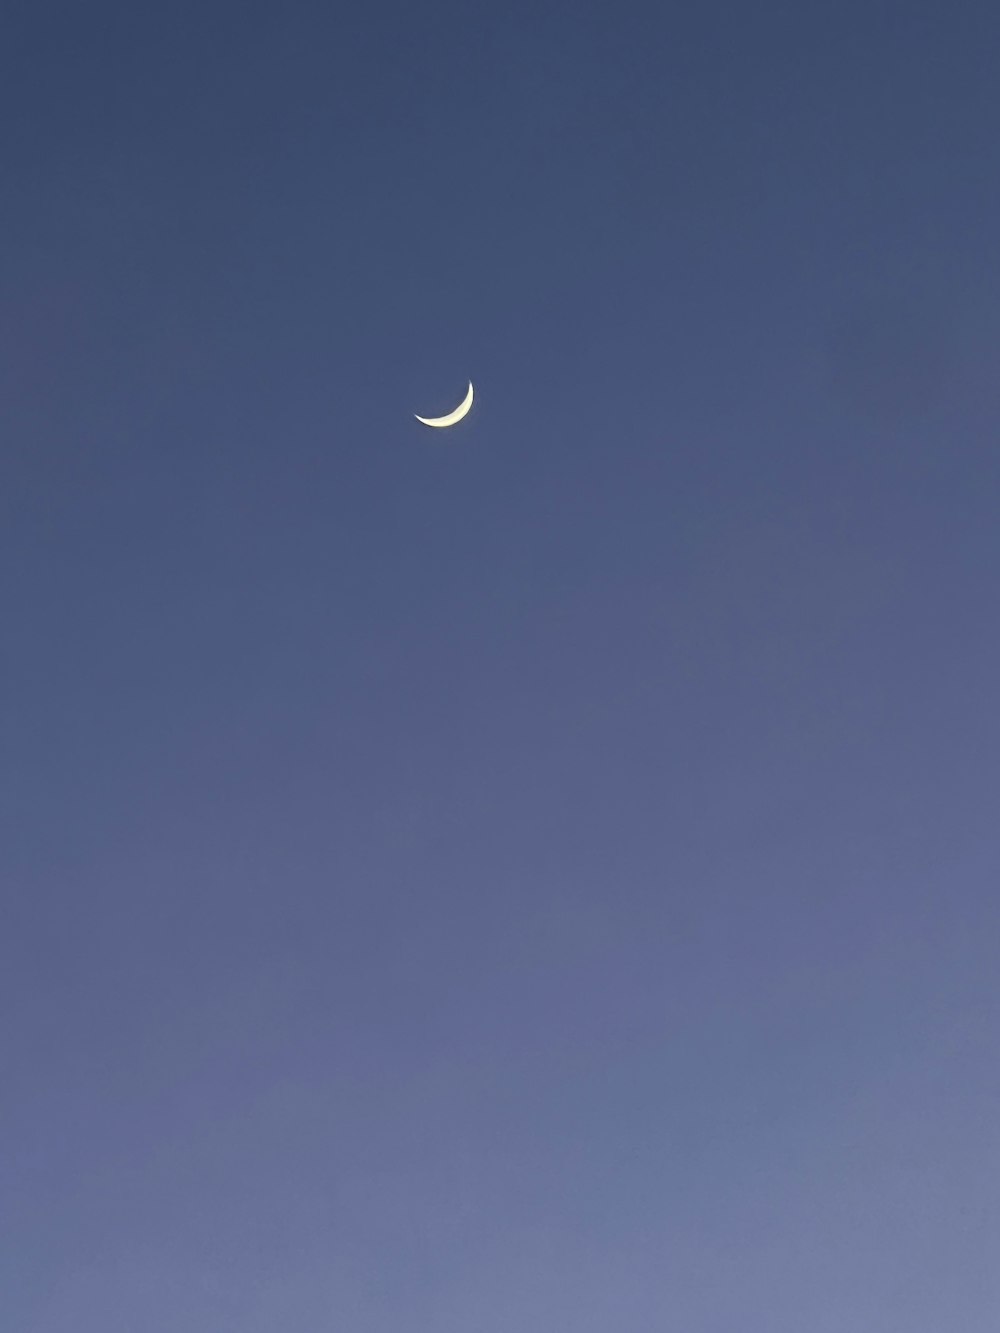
[3,2,999,1328]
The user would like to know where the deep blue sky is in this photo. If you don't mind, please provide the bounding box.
[3,2,999,1328]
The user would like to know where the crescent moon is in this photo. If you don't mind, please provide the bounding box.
[415,381,474,428]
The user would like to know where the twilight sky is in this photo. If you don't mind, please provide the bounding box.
[3,2,999,1329]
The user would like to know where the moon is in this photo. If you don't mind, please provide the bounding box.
[415,381,474,428]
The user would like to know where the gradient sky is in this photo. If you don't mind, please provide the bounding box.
[3,2,999,1329]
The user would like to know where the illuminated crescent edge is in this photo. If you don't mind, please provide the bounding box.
[415,381,474,427]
